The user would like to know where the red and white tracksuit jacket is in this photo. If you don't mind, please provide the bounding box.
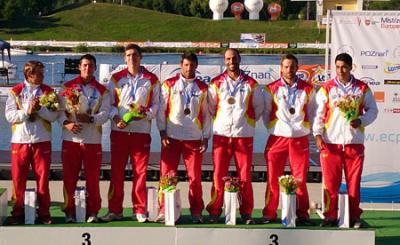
[313,77,378,221]
[206,71,264,217]
[157,74,211,215]
[5,81,58,219]
[59,76,110,217]
[106,67,160,215]
[262,78,315,220]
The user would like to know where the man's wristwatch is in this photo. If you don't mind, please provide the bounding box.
[89,116,94,123]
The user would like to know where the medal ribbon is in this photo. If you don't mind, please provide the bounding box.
[128,67,143,102]
[184,83,196,109]
[226,74,244,99]
[281,77,297,110]
[81,85,98,109]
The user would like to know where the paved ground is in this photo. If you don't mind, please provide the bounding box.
[1,180,398,212]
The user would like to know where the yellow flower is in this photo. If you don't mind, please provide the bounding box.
[279,175,299,194]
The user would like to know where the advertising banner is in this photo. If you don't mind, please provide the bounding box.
[297,64,330,86]
[240,33,266,43]
[160,64,221,84]
[330,11,400,202]
[240,65,280,85]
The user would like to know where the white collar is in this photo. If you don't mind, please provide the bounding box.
[24,80,40,90]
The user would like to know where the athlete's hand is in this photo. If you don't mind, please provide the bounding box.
[315,135,326,151]
[160,130,170,147]
[27,97,41,116]
[113,115,127,129]
[350,118,362,129]
[199,138,208,153]
[63,120,82,134]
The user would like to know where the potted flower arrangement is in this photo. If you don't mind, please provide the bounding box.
[159,171,180,226]
[279,175,299,227]
[223,176,241,225]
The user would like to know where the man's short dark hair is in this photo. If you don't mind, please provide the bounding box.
[79,54,96,66]
[125,43,142,57]
[280,54,298,66]
[181,52,198,65]
[335,53,353,67]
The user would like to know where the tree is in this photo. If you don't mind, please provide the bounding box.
[172,0,190,16]
[2,0,22,20]
[152,0,173,13]
[189,0,211,18]
[369,0,400,10]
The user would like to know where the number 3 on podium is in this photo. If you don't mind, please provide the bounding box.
[269,233,279,245]
[82,232,92,245]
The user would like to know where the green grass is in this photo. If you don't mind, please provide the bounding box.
[3,205,400,244]
[0,188,5,196]
[0,3,325,43]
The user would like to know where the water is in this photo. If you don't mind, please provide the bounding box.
[0,53,324,152]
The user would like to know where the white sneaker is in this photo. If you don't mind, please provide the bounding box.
[135,213,147,223]
[99,212,123,222]
[86,215,98,223]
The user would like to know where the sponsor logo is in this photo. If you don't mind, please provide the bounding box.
[360,77,380,86]
[337,45,354,57]
[297,65,329,86]
[381,17,400,24]
[243,69,279,82]
[381,17,400,29]
[374,91,385,102]
[392,93,400,103]
[384,63,400,74]
[168,68,212,84]
[384,108,400,114]
[357,17,380,26]
[296,70,310,81]
[384,79,400,85]
[361,65,378,70]
[360,50,388,57]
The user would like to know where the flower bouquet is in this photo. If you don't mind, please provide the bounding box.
[335,94,360,123]
[122,103,148,123]
[279,175,299,227]
[60,85,89,115]
[160,171,181,226]
[223,176,240,225]
[39,91,60,111]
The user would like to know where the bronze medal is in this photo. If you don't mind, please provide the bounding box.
[184,108,191,115]
[227,97,236,104]
[289,107,296,114]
